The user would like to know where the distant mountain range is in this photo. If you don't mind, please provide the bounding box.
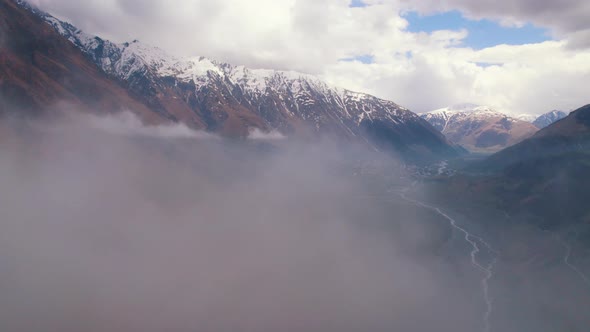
[532,110,568,128]
[516,110,568,128]
[420,105,539,153]
[0,0,459,163]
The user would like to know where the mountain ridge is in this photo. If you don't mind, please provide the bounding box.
[9,0,459,162]
[0,0,159,121]
[478,104,590,171]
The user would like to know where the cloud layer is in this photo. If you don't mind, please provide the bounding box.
[1,111,589,331]
[27,0,590,114]
[0,115,484,331]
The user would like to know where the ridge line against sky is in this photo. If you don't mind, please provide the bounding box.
[27,0,590,115]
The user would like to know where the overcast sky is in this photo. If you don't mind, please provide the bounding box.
[29,0,590,114]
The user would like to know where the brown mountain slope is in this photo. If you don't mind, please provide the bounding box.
[0,0,159,122]
[481,104,590,171]
[443,105,590,229]
[421,106,538,153]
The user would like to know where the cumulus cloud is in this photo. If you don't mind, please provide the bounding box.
[323,40,590,114]
[28,0,410,73]
[398,0,590,42]
[26,0,590,114]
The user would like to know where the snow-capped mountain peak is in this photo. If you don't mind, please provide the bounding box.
[39,13,348,101]
[422,105,506,132]
[13,0,459,162]
[533,110,568,128]
[38,14,418,124]
[30,7,330,95]
[501,111,568,128]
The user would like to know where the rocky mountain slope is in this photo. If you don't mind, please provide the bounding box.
[421,105,538,153]
[7,0,458,162]
[0,0,158,121]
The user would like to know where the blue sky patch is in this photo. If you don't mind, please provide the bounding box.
[349,0,367,8]
[340,54,375,64]
[472,62,502,68]
[403,10,551,49]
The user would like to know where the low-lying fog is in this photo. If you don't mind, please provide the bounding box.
[0,113,588,331]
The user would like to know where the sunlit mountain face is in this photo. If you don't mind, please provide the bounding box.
[420,105,539,153]
[1,0,590,331]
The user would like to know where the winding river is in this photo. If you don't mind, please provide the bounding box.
[398,188,498,332]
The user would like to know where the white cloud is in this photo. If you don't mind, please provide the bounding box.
[323,40,590,114]
[28,0,590,115]
[86,112,218,139]
[248,128,287,141]
[397,0,590,44]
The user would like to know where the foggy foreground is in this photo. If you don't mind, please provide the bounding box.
[0,113,589,332]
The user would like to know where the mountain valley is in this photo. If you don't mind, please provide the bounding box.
[1,1,590,331]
